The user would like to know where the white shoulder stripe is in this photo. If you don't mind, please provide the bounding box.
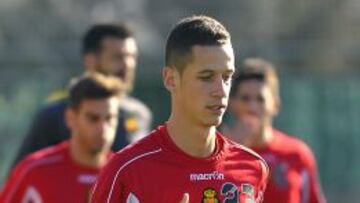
[106,148,162,203]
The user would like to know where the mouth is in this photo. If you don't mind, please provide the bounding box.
[115,71,126,79]
[206,104,227,115]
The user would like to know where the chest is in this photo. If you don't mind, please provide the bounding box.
[26,170,97,203]
[258,152,308,203]
[127,161,262,203]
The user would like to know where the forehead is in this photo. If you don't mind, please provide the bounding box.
[237,80,271,94]
[101,37,137,53]
[77,97,120,113]
[186,44,234,72]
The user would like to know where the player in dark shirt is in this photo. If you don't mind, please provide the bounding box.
[13,23,152,166]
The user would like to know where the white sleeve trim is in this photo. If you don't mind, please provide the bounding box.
[126,192,140,203]
[21,186,43,203]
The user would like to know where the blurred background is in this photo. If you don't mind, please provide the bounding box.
[0,0,359,202]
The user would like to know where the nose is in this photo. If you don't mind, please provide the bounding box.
[96,119,109,134]
[211,76,228,98]
[245,98,261,114]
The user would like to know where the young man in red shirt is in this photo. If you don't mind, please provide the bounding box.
[90,16,269,203]
[223,58,326,203]
[0,73,125,203]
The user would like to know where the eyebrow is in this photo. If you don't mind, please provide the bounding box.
[225,69,235,74]
[197,67,235,75]
[198,69,215,75]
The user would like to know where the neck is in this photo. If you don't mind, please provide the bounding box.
[69,137,108,168]
[247,124,273,148]
[167,114,217,158]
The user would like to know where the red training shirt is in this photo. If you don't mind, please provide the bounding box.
[252,129,326,203]
[0,141,111,203]
[90,124,269,203]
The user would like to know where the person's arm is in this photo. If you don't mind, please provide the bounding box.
[301,144,327,203]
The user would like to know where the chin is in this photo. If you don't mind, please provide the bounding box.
[203,117,223,127]
[90,144,108,154]
[90,148,103,155]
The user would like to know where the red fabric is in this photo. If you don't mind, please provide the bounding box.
[0,141,111,203]
[90,124,269,203]
[252,130,326,203]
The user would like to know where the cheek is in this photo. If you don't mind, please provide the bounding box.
[233,101,249,114]
[78,119,96,133]
[265,100,277,115]
[181,81,201,97]
[107,121,118,132]
[125,57,136,68]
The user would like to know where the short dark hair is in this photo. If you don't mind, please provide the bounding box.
[230,58,279,98]
[68,72,126,109]
[82,23,134,55]
[165,15,231,73]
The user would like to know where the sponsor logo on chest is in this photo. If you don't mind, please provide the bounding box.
[77,174,97,184]
[190,171,225,181]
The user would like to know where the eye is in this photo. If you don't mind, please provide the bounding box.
[223,74,232,83]
[256,95,265,103]
[86,114,100,123]
[105,114,117,122]
[198,75,213,82]
[239,95,251,102]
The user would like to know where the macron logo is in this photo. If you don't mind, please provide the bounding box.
[190,171,225,181]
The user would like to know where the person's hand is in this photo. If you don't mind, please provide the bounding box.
[179,193,189,203]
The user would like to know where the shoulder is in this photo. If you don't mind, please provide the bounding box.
[36,98,67,116]
[223,135,267,163]
[103,130,162,176]
[120,95,152,118]
[221,136,269,190]
[92,130,162,201]
[274,130,317,164]
[21,142,67,168]
[221,135,269,179]
[11,142,67,180]
[275,130,314,154]
[46,89,68,103]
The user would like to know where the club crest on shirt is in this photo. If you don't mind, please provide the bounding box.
[221,182,239,203]
[240,183,255,203]
[202,188,220,203]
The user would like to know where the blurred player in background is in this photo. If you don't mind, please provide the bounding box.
[13,23,152,166]
[0,73,125,203]
[90,15,268,203]
[223,58,326,203]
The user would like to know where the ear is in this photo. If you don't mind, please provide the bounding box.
[83,53,96,71]
[65,107,76,130]
[162,67,179,93]
[272,97,281,116]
